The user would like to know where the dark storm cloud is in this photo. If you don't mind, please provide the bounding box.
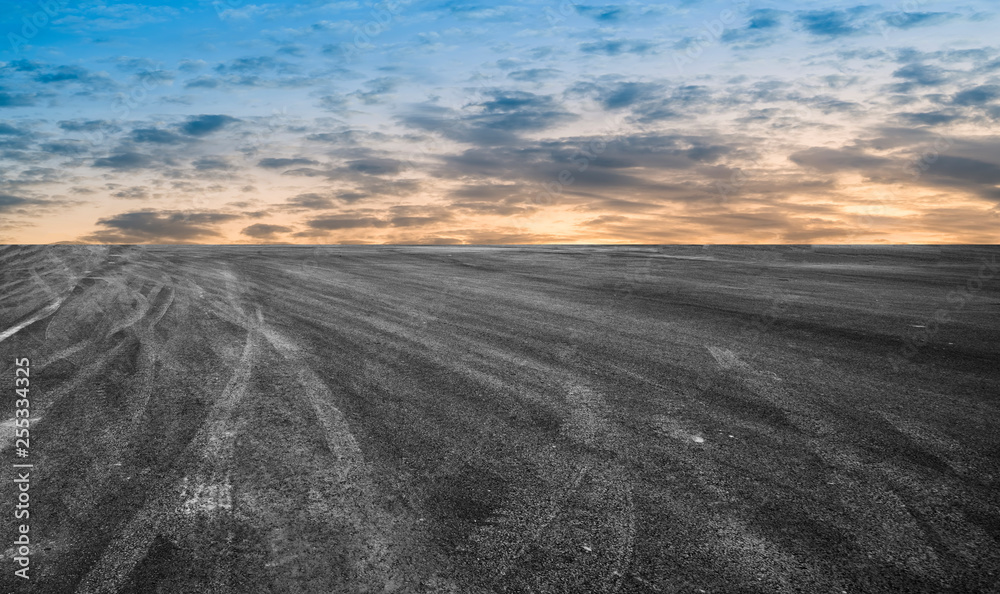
[242,223,292,238]
[180,115,239,136]
[258,157,320,168]
[83,211,240,243]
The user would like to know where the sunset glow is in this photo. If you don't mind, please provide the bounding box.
[2,1,999,244]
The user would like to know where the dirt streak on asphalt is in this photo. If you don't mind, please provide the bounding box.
[0,244,998,593]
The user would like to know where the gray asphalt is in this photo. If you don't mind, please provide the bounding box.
[1,244,998,593]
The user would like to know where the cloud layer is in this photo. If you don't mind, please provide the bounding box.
[0,0,998,243]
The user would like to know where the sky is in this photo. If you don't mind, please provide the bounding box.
[0,0,998,244]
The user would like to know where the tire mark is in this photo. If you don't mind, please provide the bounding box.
[77,316,258,594]
[254,311,418,590]
[0,298,65,343]
[481,463,590,584]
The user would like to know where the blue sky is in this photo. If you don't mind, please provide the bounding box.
[1,0,999,243]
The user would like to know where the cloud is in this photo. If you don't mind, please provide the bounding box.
[881,11,958,30]
[242,223,292,238]
[307,215,389,230]
[0,193,36,212]
[583,81,666,109]
[952,85,1000,106]
[788,147,892,173]
[721,9,786,47]
[258,157,320,168]
[93,152,156,170]
[287,192,339,210]
[0,92,37,107]
[111,186,149,199]
[892,63,949,87]
[399,91,578,146]
[347,158,401,175]
[132,128,186,144]
[507,68,561,82]
[0,122,27,136]
[897,111,961,126]
[41,141,88,155]
[192,157,233,171]
[83,211,240,243]
[59,119,118,132]
[796,9,867,38]
[180,115,239,136]
[574,5,628,22]
[579,39,658,56]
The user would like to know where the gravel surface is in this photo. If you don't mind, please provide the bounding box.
[0,244,998,593]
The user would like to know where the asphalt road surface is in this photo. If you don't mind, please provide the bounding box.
[1,245,998,593]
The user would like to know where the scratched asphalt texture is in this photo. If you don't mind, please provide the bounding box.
[0,244,998,593]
